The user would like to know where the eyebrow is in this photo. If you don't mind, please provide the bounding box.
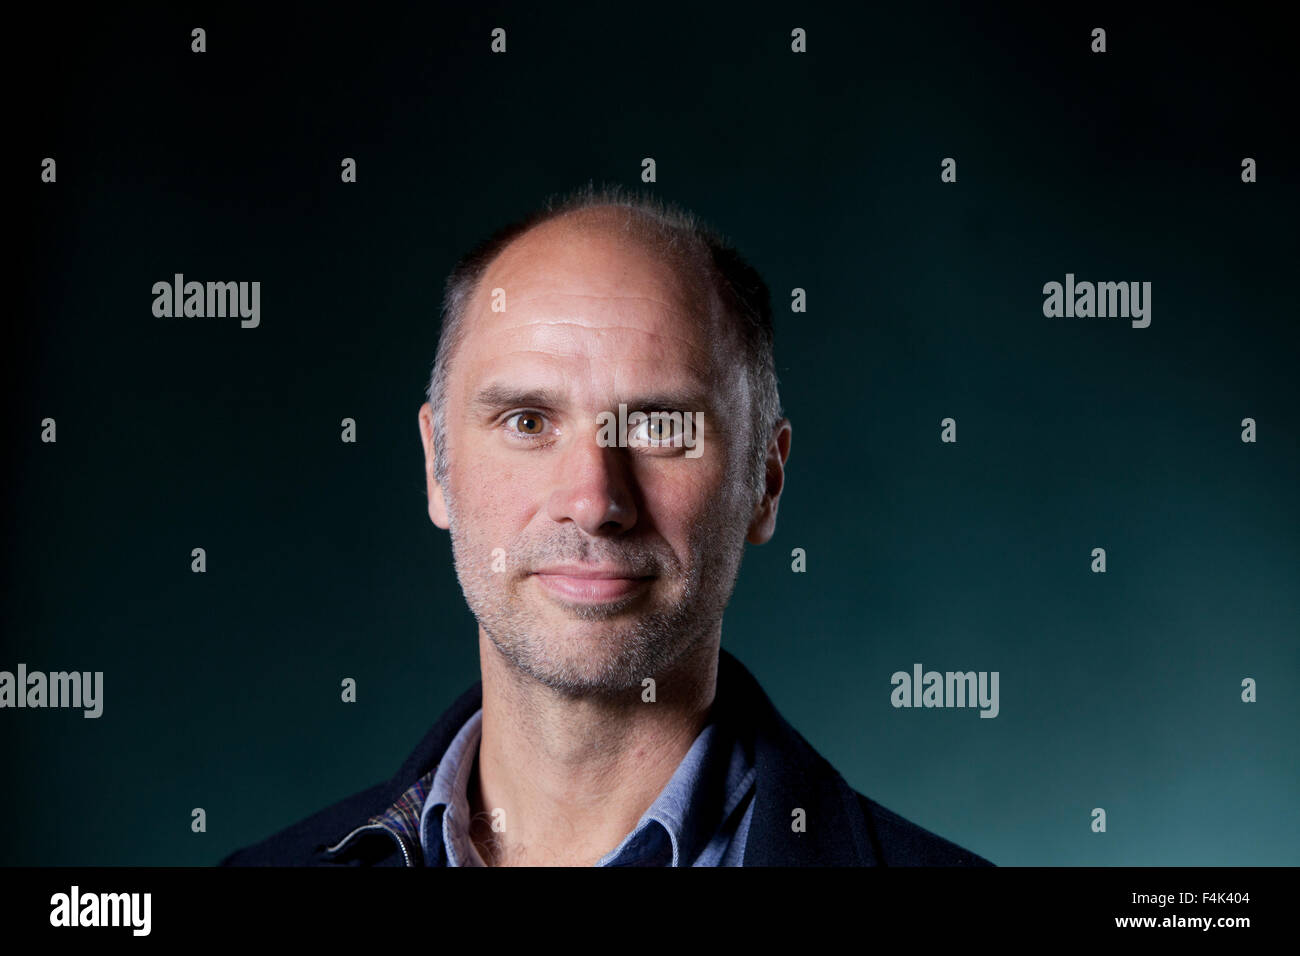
[469,383,713,417]
[470,384,569,415]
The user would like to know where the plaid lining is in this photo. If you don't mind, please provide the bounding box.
[365,767,438,864]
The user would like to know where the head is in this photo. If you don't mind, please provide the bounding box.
[418,184,790,698]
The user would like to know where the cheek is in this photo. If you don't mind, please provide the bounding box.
[637,458,728,531]
[455,461,537,538]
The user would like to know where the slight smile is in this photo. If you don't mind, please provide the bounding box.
[531,566,653,604]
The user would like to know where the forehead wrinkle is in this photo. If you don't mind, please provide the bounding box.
[491,319,711,342]
[483,347,715,385]
[485,303,707,337]
[477,315,719,370]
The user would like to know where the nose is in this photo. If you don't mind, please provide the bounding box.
[545,430,639,535]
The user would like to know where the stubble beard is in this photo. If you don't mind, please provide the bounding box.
[443,485,753,699]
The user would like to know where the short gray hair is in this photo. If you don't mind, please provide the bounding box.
[427,182,782,503]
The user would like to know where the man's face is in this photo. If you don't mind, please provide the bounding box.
[420,213,772,697]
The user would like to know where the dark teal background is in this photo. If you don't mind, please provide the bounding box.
[6,2,1297,866]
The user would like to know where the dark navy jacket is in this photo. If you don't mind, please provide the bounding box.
[219,648,993,867]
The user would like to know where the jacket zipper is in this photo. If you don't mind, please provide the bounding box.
[324,822,414,867]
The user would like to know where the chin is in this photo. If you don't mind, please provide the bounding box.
[530,659,646,698]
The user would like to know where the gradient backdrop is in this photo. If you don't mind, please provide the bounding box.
[6,1,1297,865]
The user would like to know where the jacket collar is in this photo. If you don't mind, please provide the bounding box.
[722,650,876,865]
[318,648,873,866]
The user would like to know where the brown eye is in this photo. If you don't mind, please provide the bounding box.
[510,412,545,435]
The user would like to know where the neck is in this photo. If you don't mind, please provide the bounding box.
[467,629,719,866]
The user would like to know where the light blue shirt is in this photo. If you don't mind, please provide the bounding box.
[418,707,756,866]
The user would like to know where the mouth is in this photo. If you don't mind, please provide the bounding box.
[530,565,654,604]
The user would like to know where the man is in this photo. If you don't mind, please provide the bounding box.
[220,185,992,867]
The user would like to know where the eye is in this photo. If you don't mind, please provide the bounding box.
[648,416,677,442]
[632,412,681,445]
[506,411,548,436]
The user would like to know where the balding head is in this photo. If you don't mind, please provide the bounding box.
[427,185,781,505]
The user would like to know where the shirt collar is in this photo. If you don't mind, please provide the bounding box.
[411,704,753,867]
[418,708,484,866]
[597,720,746,867]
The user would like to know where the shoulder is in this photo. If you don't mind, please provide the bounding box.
[217,782,389,866]
[855,791,995,866]
[218,682,483,866]
[719,649,993,866]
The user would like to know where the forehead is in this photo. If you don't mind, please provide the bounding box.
[454,215,731,398]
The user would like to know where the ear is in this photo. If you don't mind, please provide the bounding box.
[746,418,792,545]
[418,402,451,529]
